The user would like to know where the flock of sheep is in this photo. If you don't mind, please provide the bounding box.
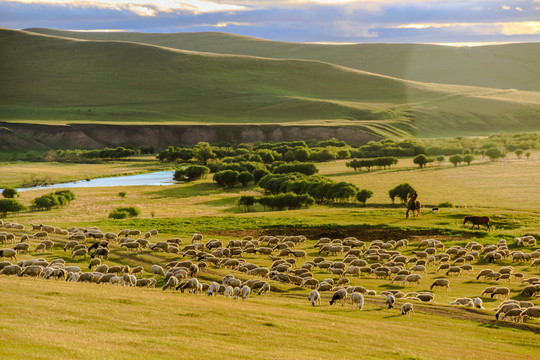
[0,219,539,324]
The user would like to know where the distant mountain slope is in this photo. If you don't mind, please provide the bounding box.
[25,28,540,92]
[1,28,540,138]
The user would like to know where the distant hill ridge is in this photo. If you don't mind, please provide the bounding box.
[0,27,539,141]
[24,28,540,92]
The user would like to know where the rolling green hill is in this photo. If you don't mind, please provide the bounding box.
[25,28,540,92]
[1,28,540,138]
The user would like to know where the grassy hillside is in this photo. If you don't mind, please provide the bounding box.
[25,28,540,92]
[2,28,540,137]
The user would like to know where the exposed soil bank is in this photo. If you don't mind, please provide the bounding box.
[0,122,380,151]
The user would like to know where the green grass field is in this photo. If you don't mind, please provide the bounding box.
[2,28,540,137]
[1,151,540,359]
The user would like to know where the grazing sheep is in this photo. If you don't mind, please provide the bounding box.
[207,281,221,296]
[0,264,22,276]
[0,248,17,262]
[71,248,88,260]
[258,282,271,296]
[109,275,122,286]
[162,276,179,291]
[491,287,511,300]
[64,240,79,252]
[136,278,157,288]
[473,297,484,309]
[476,269,495,280]
[224,285,234,297]
[350,293,364,310]
[91,247,109,259]
[416,293,435,302]
[19,265,44,277]
[403,274,422,286]
[88,258,101,269]
[430,279,450,291]
[329,289,348,306]
[495,303,521,320]
[130,266,143,277]
[191,233,203,243]
[120,241,142,252]
[240,285,251,301]
[386,294,396,309]
[401,303,414,315]
[446,266,462,276]
[178,278,201,293]
[13,242,30,254]
[501,308,524,322]
[480,286,497,297]
[519,307,540,322]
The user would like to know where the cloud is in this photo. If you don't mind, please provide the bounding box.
[2,0,248,16]
[395,21,540,36]
[2,0,540,43]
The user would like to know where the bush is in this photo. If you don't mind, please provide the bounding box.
[356,189,373,205]
[213,170,239,187]
[32,190,75,210]
[0,199,26,217]
[118,191,126,198]
[238,195,256,211]
[413,154,432,168]
[174,165,210,182]
[2,187,18,199]
[253,168,271,184]
[32,194,60,210]
[272,162,318,176]
[389,183,415,203]
[108,206,140,219]
[485,147,505,161]
[449,155,463,167]
[462,154,474,165]
[437,201,454,208]
[237,171,254,187]
[256,192,315,211]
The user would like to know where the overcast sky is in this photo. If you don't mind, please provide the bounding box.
[2,0,540,44]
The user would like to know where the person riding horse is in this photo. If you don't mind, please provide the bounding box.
[406,191,421,218]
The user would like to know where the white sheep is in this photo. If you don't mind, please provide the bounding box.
[0,248,17,262]
[519,306,540,322]
[232,286,241,300]
[386,294,396,309]
[401,302,414,316]
[224,285,234,297]
[136,278,157,288]
[207,281,220,296]
[491,287,511,300]
[151,265,166,278]
[258,282,271,296]
[350,293,364,310]
[71,248,88,260]
[308,290,321,306]
[430,278,450,291]
[473,297,484,309]
[329,289,348,306]
[240,285,251,301]
[162,275,179,290]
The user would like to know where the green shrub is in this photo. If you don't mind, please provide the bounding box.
[356,189,373,205]
[109,206,140,219]
[0,199,26,217]
[437,202,454,208]
[389,183,415,203]
[213,170,239,187]
[2,187,18,199]
[118,191,127,198]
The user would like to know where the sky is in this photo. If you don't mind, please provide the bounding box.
[1,0,540,44]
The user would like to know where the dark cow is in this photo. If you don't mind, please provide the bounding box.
[463,216,490,231]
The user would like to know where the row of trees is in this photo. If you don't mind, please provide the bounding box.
[346,157,398,171]
[238,193,315,211]
[32,190,75,210]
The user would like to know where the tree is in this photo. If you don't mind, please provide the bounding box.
[525,151,531,160]
[389,183,415,203]
[237,171,254,187]
[252,169,271,184]
[515,149,524,159]
[2,187,18,199]
[449,155,463,167]
[413,154,431,168]
[32,194,60,210]
[0,199,26,217]
[356,189,373,205]
[193,142,215,165]
[485,147,505,161]
[213,170,239,187]
[436,155,445,165]
[238,195,256,212]
[463,154,474,165]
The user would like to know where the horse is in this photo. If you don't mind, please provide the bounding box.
[463,216,490,231]
[406,192,421,218]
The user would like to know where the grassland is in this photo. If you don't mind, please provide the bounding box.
[25,28,540,92]
[1,151,540,359]
[2,28,540,137]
